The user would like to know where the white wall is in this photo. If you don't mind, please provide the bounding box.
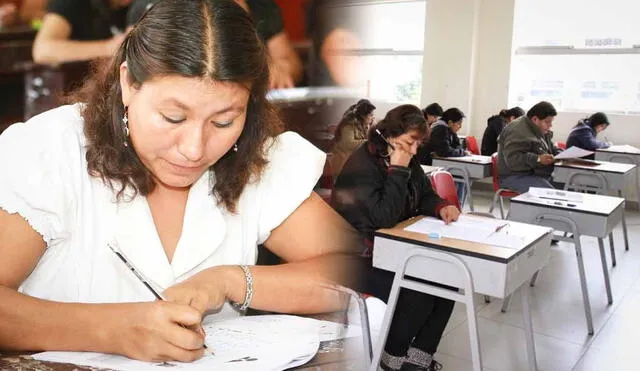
[420,0,640,148]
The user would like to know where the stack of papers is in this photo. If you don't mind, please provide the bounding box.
[528,187,583,202]
[554,146,594,160]
[33,315,334,371]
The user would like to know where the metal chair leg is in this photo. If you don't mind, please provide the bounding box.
[574,236,595,335]
[529,271,540,287]
[608,232,617,267]
[499,196,506,219]
[597,238,614,306]
[501,294,511,313]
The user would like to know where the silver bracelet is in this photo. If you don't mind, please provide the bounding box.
[233,265,253,312]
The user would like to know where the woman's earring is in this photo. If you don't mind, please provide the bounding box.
[233,143,238,152]
[122,107,130,147]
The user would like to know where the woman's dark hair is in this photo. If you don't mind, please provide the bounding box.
[368,104,427,153]
[499,106,525,119]
[422,102,443,118]
[334,99,376,142]
[74,0,281,213]
[527,101,557,120]
[441,107,465,124]
[574,111,610,129]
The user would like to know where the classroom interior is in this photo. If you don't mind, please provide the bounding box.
[1,0,640,370]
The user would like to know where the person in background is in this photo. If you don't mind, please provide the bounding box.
[32,0,133,65]
[566,112,612,159]
[127,0,302,90]
[332,104,459,371]
[306,0,364,87]
[481,106,524,156]
[497,101,560,193]
[329,99,376,177]
[422,103,443,126]
[0,0,45,27]
[426,107,469,205]
[0,0,359,361]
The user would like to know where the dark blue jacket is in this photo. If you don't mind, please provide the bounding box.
[566,121,610,159]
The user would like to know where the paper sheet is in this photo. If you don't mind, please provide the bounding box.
[33,315,323,371]
[554,146,594,160]
[528,187,584,202]
[404,215,506,243]
[608,144,640,154]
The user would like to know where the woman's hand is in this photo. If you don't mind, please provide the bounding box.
[439,205,460,225]
[108,301,206,362]
[389,141,413,167]
[163,268,228,315]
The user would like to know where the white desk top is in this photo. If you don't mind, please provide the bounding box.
[597,145,640,155]
[432,155,492,165]
[421,165,443,174]
[511,191,624,216]
[375,214,552,263]
[554,159,637,174]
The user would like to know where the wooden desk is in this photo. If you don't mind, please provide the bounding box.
[508,191,623,334]
[432,155,492,211]
[373,215,553,371]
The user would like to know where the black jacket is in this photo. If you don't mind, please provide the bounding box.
[566,121,610,159]
[481,115,506,156]
[428,120,465,158]
[331,142,448,244]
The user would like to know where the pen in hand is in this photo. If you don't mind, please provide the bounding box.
[107,243,213,354]
[376,129,395,150]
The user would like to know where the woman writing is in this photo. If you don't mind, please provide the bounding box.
[332,105,460,371]
[0,0,358,362]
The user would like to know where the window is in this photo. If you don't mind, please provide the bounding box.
[340,0,427,103]
[508,0,640,114]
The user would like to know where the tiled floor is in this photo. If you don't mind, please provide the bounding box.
[432,190,640,370]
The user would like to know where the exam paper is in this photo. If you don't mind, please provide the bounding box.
[404,215,506,243]
[608,144,640,154]
[528,187,583,202]
[554,146,594,160]
[33,315,323,371]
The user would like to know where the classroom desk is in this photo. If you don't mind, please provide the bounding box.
[421,165,443,175]
[508,191,624,334]
[552,159,633,254]
[373,215,553,371]
[431,155,492,211]
[0,313,359,371]
[596,145,640,209]
[553,159,637,195]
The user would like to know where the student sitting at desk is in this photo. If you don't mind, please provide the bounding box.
[481,106,524,156]
[497,101,560,193]
[0,0,359,362]
[424,107,470,205]
[566,112,612,159]
[422,102,443,126]
[330,99,376,177]
[332,105,460,371]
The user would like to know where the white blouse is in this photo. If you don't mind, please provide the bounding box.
[0,104,325,320]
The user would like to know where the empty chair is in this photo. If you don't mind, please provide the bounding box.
[555,141,567,150]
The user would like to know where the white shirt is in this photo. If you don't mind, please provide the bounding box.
[0,104,325,320]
